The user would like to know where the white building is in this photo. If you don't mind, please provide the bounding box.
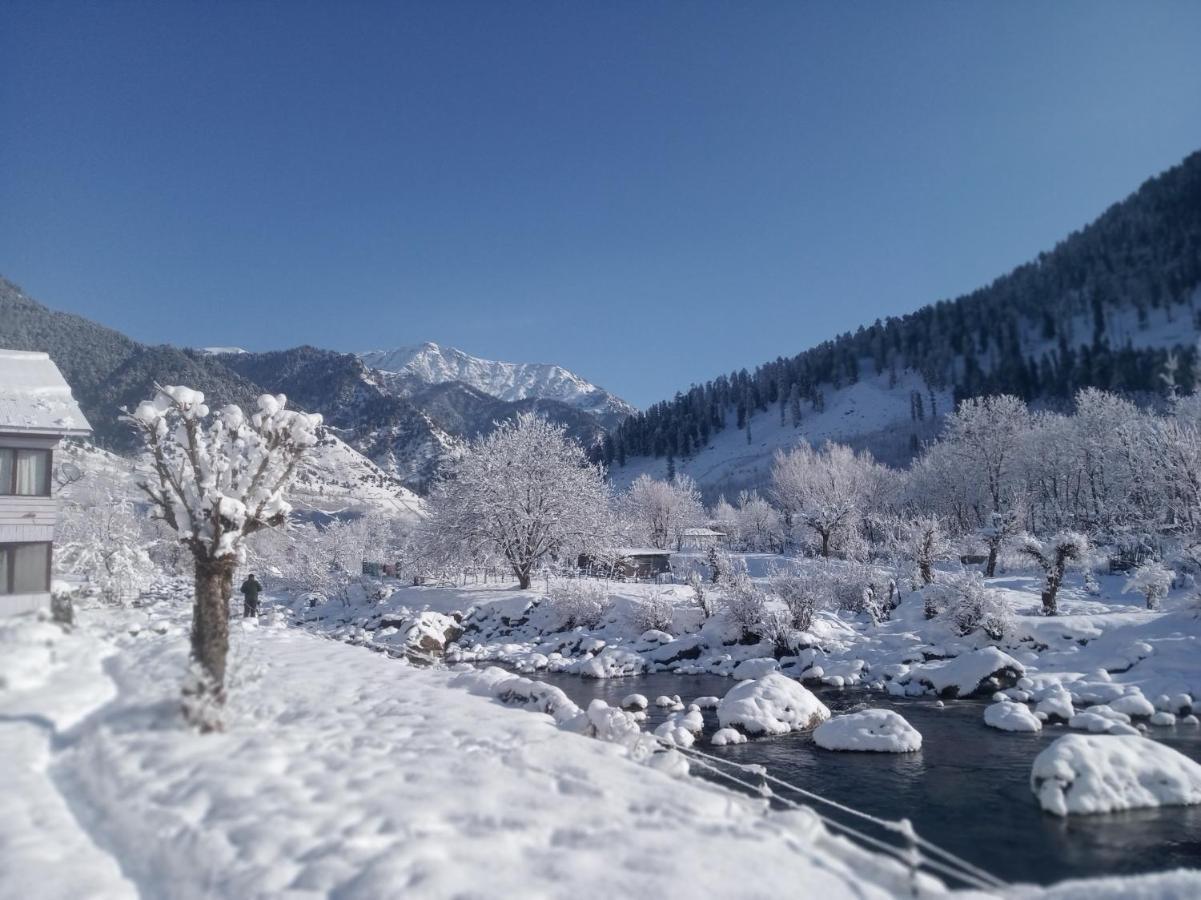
[679,527,727,550]
[0,350,91,616]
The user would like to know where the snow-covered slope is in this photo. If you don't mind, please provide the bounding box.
[610,367,949,500]
[361,341,635,422]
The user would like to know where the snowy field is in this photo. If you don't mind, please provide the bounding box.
[1,590,926,900]
[4,560,1201,897]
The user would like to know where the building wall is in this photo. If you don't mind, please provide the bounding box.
[0,431,62,616]
[0,496,58,542]
[0,591,50,616]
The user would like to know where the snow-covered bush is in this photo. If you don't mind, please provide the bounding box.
[685,570,718,620]
[549,579,610,631]
[768,568,824,631]
[1123,560,1174,610]
[903,515,953,585]
[630,589,675,635]
[1018,531,1088,616]
[721,567,768,639]
[828,562,899,622]
[924,571,1011,639]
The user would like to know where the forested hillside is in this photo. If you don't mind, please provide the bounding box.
[610,150,1201,474]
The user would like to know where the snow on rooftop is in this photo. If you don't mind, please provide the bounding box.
[610,547,674,556]
[0,350,91,436]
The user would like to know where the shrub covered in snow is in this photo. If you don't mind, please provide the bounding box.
[1031,734,1201,816]
[768,568,824,631]
[716,673,830,735]
[721,567,768,639]
[548,579,610,631]
[629,589,675,635]
[827,562,899,622]
[1122,561,1175,610]
[813,709,922,752]
[923,571,1012,639]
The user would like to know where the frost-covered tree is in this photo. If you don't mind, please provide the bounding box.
[771,441,884,557]
[423,413,610,589]
[127,387,321,726]
[944,394,1029,509]
[1123,560,1174,610]
[56,466,156,605]
[733,490,783,552]
[1017,531,1088,616]
[904,515,953,585]
[620,473,704,550]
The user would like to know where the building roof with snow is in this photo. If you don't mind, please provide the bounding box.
[0,349,92,437]
[682,527,726,537]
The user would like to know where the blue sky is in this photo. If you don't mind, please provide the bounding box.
[3,2,1201,408]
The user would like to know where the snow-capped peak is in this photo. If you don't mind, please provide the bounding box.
[358,342,635,419]
[200,346,248,355]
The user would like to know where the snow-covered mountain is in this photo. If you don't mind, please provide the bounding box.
[360,342,635,426]
[611,148,1201,498]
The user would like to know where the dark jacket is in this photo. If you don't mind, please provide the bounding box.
[241,577,262,600]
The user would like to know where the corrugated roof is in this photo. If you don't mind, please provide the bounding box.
[0,349,92,436]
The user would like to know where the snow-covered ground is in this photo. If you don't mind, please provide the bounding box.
[1,593,929,900]
[6,559,1201,897]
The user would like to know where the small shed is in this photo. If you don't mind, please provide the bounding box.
[679,527,727,550]
[578,548,673,581]
[0,350,92,616]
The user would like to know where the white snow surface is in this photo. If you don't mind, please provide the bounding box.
[1031,734,1201,817]
[0,349,91,435]
[716,673,831,736]
[0,600,921,899]
[813,709,922,752]
[984,701,1043,733]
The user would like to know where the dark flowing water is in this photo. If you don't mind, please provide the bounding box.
[535,671,1201,887]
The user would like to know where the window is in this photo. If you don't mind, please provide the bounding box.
[0,543,51,595]
[0,448,51,496]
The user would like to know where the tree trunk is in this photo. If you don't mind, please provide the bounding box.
[514,564,532,589]
[186,553,236,727]
[1041,566,1063,616]
[820,531,830,558]
[985,544,999,578]
[919,561,933,585]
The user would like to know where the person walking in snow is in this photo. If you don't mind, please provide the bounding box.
[241,573,262,618]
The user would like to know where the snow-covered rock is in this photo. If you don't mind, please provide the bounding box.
[1034,684,1075,721]
[1031,734,1201,816]
[984,701,1043,733]
[1108,692,1155,718]
[813,709,922,752]
[908,647,1025,699]
[621,693,648,711]
[732,657,779,680]
[716,674,830,736]
[711,727,749,746]
[1068,705,1139,735]
[1150,711,1177,727]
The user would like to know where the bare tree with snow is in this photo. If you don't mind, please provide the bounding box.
[1017,531,1088,616]
[620,473,705,550]
[127,387,321,727]
[904,514,953,585]
[423,413,610,589]
[771,441,883,558]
